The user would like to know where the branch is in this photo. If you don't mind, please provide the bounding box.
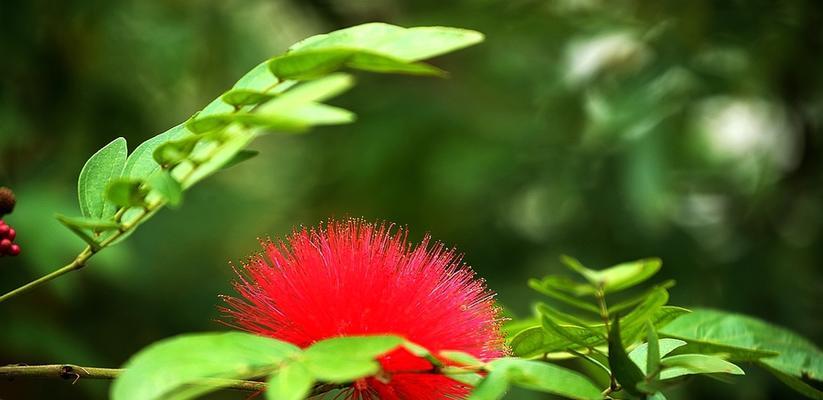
[0,364,266,392]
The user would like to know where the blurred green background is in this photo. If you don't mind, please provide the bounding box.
[1,0,822,398]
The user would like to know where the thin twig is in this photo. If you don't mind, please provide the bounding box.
[0,363,344,396]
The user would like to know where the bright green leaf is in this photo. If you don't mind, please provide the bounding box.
[489,358,602,400]
[467,369,509,400]
[152,135,200,167]
[302,335,403,383]
[55,214,120,230]
[629,338,688,374]
[659,354,744,379]
[147,171,182,207]
[78,137,127,219]
[289,23,484,62]
[122,124,189,180]
[440,350,485,367]
[183,129,257,188]
[106,178,147,208]
[265,362,314,400]
[221,150,259,170]
[111,332,300,400]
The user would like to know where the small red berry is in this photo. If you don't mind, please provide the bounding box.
[0,238,10,252]
[0,224,8,237]
[9,244,20,256]
[6,228,14,241]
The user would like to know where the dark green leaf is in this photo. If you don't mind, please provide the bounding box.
[78,137,127,219]
[111,332,300,400]
[761,364,823,400]
[265,362,314,400]
[660,309,823,382]
[106,179,147,208]
[608,317,646,395]
[646,322,661,380]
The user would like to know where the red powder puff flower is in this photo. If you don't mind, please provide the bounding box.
[222,219,506,400]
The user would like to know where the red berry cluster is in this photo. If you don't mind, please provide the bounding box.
[0,220,20,256]
[0,186,19,257]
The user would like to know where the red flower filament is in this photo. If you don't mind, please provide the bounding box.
[223,220,506,399]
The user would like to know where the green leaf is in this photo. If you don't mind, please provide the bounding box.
[111,332,300,400]
[187,112,308,134]
[147,171,182,207]
[541,314,604,351]
[440,350,485,367]
[467,369,509,400]
[55,214,113,250]
[221,150,259,170]
[55,214,120,230]
[538,303,604,339]
[122,124,189,180]
[265,362,314,400]
[618,287,672,345]
[660,308,823,382]
[608,280,676,314]
[528,278,600,313]
[264,73,354,107]
[302,335,403,382]
[608,317,646,395]
[511,306,688,357]
[269,49,442,80]
[222,61,280,106]
[488,358,602,400]
[659,354,744,379]
[152,135,200,167]
[289,23,484,62]
[106,178,148,208]
[563,256,662,294]
[761,364,823,400]
[183,129,257,188]
[629,338,688,374]
[78,137,128,219]
[646,322,661,380]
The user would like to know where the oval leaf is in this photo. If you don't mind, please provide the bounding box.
[111,332,300,400]
[78,137,127,219]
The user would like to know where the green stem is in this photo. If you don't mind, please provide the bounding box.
[0,202,161,304]
[0,77,285,305]
[595,286,620,396]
